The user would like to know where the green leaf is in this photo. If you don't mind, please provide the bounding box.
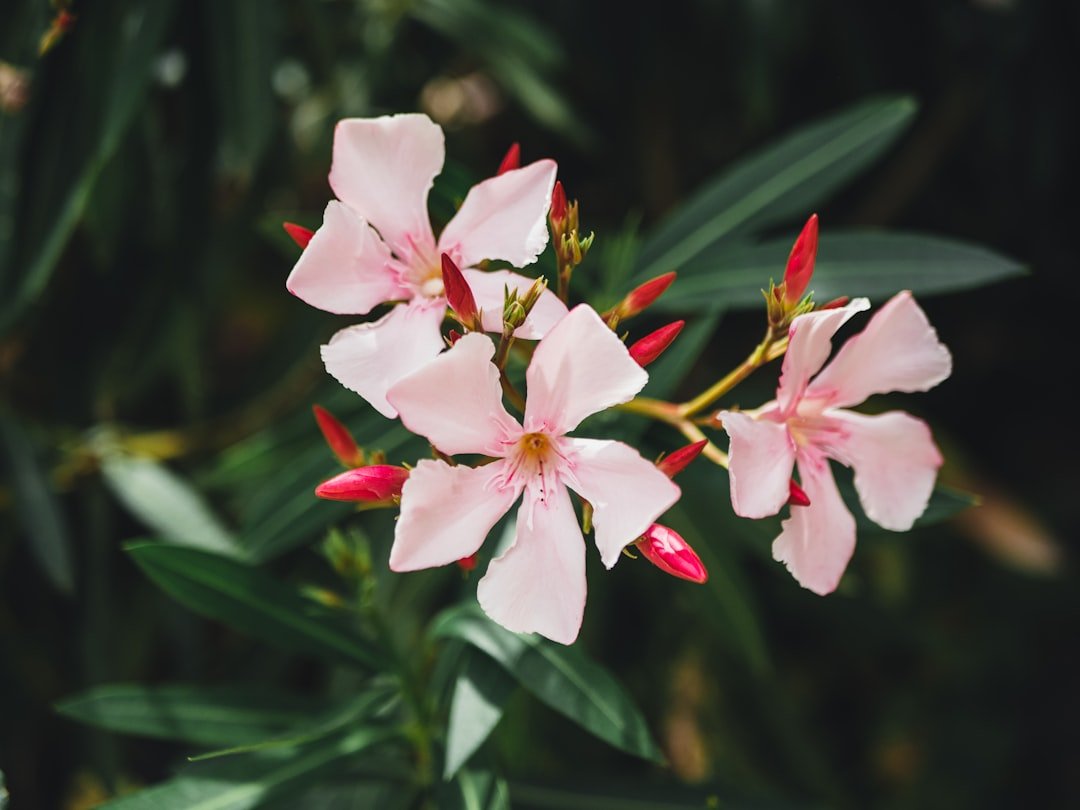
[431,604,662,763]
[635,96,918,282]
[102,453,243,558]
[653,231,1026,312]
[444,649,517,780]
[915,485,979,528]
[0,768,7,810]
[55,684,341,748]
[127,543,381,669]
[440,768,511,810]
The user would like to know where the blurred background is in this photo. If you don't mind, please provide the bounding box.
[1,0,1077,807]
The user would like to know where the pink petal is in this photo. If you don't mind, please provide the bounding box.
[329,114,443,257]
[321,300,445,419]
[563,439,681,569]
[824,409,943,531]
[390,459,518,572]
[806,291,952,409]
[386,332,521,457]
[437,159,558,269]
[720,410,797,519]
[463,268,568,339]
[476,483,586,645]
[524,305,647,435]
[776,298,870,416]
[772,455,857,595]
[286,201,406,315]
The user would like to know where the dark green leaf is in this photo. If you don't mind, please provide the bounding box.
[915,485,979,527]
[444,649,517,780]
[440,768,511,810]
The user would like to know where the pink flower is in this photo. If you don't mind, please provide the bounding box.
[719,291,952,595]
[286,113,567,418]
[385,305,681,644]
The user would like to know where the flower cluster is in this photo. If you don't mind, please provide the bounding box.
[289,113,951,644]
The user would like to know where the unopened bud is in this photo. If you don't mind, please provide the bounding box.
[503,300,528,332]
[313,405,364,467]
[315,465,409,503]
[619,272,677,320]
[446,329,463,346]
[635,524,708,584]
[39,9,76,56]
[818,296,849,311]
[782,214,819,304]
[656,439,708,479]
[496,143,521,175]
[788,479,811,507]
[629,320,684,367]
[550,181,567,226]
[441,254,480,329]
[284,222,314,250]
[457,553,479,573]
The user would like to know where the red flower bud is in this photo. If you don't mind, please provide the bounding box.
[550,181,567,226]
[621,272,677,319]
[496,142,521,175]
[441,253,479,326]
[635,524,708,584]
[314,465,409,503]
[656,439,708,479]
[283,222,314,250]
[788,479,811,507]
[783,214,818,304]
[313,405,364,467]
[447,328,463,346]
[818,296,849,311]
[628,320,684,367]
[456,553,479,573]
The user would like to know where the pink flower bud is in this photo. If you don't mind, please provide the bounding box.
[620,272,677,319]
[656,439,708,478]
[283,222,314,250]
[628,320,684,367]
[315,465,409,503]
[496,142,521,175]
[313,405,364,467]
[550,181,567,226]
[783,214,818,304]
[788,478,811,507]
[635,524,708,584]
[441,253,479,327]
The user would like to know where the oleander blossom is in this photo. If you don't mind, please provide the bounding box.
[385,305,681,644]
[286,112,566,417]
[719,291,952,594]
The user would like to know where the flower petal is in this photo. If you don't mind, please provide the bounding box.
[524,305,647,435]
[329,114,443,257]
[806,291,952,409]
[776,298,870,416]
[563,438,680,569]
[321,300,445,419]
[391,459,518,572]
[386,332,521,457]
[720,410,797,519]
[477,483,586,645]
[463,268,568,339]
[772,455,856,595]
[825,409,943,531]
[438,159,557,269]
[286,201,407,315]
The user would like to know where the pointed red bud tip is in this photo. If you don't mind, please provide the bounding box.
[496,142,521,175]
[284,222,314,250]
[656,439,708,479]
[313,405,364,467]
[818,296,850,311]
[788,479,811,507]
[447,328,463,346]
[550,181,567,225]
[314,465,409,502]
[783,214,819,304]
[622,271,677,319]
[635,524,708,584]
[629,320,684,367]
[456,553,479,573]
[441,253,479,324]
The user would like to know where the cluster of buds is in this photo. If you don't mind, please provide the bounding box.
[311,405,408,508]
[550,181,594,299]
[765,213,819,330]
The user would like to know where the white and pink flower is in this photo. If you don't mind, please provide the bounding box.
[286,113,566,417]
[719,291,952,595]
[384,305,682,644]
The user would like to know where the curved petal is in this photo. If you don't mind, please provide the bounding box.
[321,301,445,419]
[806,291,952,409]
[329,114,443,257]
[772,455,856,595]
[286,201,407,315]
[438,159,557,269]
[524,305,647,435]
[463,268,568,339]
[776,298,870,416]
[386,332,521,457]
[390,459,518,572]
[477,483,586,645]
[720,410,797,519]
[824,409,943,531]
[563,439,681,569]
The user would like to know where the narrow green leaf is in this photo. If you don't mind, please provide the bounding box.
[635,96,918,281]
[915,485,979,528]
[444,649,517,780]
[431,604,662,763]
[440,768,511,810]
[127,543,381,669]
[654,231,1026,312]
